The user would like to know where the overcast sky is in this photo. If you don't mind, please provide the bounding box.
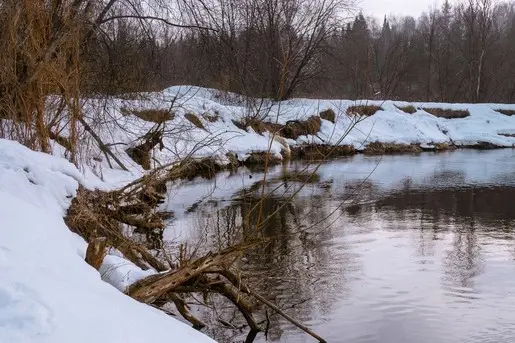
[360,0,440,19]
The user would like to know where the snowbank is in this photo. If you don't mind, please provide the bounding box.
[0,139,214,343]
[67,86,515,182]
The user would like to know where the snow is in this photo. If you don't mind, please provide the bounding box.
[0,139,215,343]
[59,87,515,186]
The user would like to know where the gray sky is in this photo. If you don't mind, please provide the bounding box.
[361,0,440,19]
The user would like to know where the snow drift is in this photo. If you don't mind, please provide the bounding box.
[0,139,214,343]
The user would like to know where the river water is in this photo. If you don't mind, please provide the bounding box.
[164,149,515,343]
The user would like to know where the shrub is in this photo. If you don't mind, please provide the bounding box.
[423,108,470,119]
[347,105,382,117]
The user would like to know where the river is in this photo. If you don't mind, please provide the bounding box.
[164,149,515,343]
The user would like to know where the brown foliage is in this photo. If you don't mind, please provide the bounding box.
[347,105,382,117]
[423,108,470,119]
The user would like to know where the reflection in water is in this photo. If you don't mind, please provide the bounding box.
[166,150,515,343]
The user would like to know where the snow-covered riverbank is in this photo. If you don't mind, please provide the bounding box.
[70,86,515,180]
[0,139,214,343]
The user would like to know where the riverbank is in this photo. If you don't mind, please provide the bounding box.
[66,86,515,184]
[0,139,215,343]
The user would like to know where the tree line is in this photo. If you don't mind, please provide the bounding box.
[87,0,515,103]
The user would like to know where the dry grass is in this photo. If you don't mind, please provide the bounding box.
[282,116,322,139]
[122,108,174,123]
[396,105,417,114]
[364,142,422,155]
[290,144,355,160]
[243,152,282,166]
[423,108,470,119]
[202,112,220,122]
[495,109,515,116]
[250,120,283,135]
[347,105,382,117]
[320,109,336,123]
[185,113,206,130]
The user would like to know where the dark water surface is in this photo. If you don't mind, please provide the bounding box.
[165,149,515,343]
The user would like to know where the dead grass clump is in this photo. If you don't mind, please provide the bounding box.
[177,157,223,180]
[282,116,322,140]
[423,108,470,119]
[185,113,206,130]
[290,144,355,160]
[243,152,282,166]
[320,109,336,123]
[250,120,283,135]
[347,105,382,117]
[364,142,422,155]
[202,112,220,122]
[464,141,500,149]
[495,109,515,116]
[125,130,163,170]
[122,108,174,123]
[396,105,417,114]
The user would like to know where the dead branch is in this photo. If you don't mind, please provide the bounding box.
[217,269,327,343]
[126,246,243,303]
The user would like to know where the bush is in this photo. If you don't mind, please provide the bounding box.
[347,105,382,117]
[423,108,470,119]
